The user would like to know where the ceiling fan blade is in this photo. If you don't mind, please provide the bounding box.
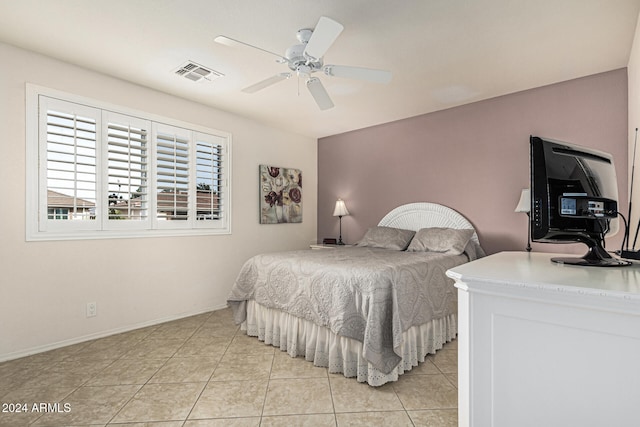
[303,16,344,60]
[242,73,291,93]
[214,35,287,62]
[306,77,334,110]
[324,65,393,84]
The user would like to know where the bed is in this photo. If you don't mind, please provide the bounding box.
[227,202,484,386]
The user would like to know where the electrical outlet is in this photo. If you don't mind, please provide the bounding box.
[86,302,97,318]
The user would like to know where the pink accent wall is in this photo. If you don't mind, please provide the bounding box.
[318,69,628,255]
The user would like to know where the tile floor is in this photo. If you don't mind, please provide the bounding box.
[0,308,458,426]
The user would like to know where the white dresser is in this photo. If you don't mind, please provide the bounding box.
[446,251,640,427]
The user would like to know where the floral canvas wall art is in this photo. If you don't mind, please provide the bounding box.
[259,165,302,224]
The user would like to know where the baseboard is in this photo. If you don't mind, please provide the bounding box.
[0,304,228,363]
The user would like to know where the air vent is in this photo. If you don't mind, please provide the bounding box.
[174,61,223,83]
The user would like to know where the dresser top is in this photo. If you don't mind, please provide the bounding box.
[446,251,640,296]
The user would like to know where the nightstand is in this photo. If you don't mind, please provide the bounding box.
[310,244,353,249]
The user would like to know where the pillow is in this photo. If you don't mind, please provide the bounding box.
[356,226,416,250]
[406,227,475,255]
[463,239,486,260]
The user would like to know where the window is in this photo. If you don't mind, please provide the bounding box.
[27,85,231,240]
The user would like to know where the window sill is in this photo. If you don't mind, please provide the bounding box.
[26,227,231,242]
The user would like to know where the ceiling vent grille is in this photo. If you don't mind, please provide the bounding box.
[174,61,223,83]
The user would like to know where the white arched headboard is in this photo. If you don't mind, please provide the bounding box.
[378,202,479,244]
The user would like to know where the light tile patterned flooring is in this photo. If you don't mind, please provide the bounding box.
[0,308,458,426]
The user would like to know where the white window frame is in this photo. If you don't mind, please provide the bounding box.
[26,84,232,241]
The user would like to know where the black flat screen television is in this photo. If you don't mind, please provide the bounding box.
[530,135,630,266]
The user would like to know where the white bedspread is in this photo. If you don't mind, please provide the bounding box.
[228,247,470,374]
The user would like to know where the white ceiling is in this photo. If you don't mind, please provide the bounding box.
[0,0,638,138]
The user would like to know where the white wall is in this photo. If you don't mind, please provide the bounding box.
[0,42,317,361]
[628,10,640,241]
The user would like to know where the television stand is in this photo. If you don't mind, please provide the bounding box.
[447,251,640,427]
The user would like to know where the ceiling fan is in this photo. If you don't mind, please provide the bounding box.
[214,16,392,110]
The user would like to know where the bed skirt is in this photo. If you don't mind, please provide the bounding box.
[242,300,457,386]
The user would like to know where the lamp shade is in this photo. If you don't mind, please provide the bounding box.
[515,189,531,213]
[333,199,350,217]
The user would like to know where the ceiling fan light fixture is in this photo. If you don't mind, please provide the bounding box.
[217,16,387,110]
[296,65,312,78]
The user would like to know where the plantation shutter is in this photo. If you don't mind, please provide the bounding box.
[41,97,99,230]
[195,133,226,224]
[105,113,150,224]
[30,88,231,240]
[155,125,190,222]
